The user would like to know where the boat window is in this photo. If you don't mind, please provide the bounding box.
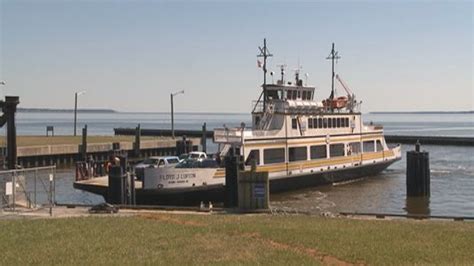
[336,118,341,128]
[310,145,327,159]
[363,141,375,153]
[289,147,307,162]
[376,140,384,152]
[245,149,260,165]
[328,118,333,128]
[278,90,284,100]
[323,118,328,128]
[255,116,261,126]
[302,91,307,100]
[332,118,337,128]
[286,90,292,99]
[330,143,345,157]
[308,91,313,100]
[342,118,346,127]
[318,118,322,129]
[348,142,361,155]
[297,90,300,99]
[267,90,279,100]
[308,118,313,129]
[292,118,298,129]
[263,148,285,164]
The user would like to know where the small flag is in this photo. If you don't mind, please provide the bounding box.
[257,60,263,68]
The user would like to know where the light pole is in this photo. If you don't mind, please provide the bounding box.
[74,90,86,136]
[170,90,184,139]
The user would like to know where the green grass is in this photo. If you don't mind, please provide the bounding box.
[0,214,473,265]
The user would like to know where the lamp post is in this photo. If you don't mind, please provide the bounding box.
[74,90,86,136]
[170,90,184,139]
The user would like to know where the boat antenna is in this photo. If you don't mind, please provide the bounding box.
[257,38,273,111]
[326,42,341,112]
[277,64,287,84]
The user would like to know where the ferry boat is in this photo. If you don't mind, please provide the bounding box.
[74,40,401,204]
[141,40,402,202]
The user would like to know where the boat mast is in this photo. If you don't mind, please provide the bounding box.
[257,38,273,111]
[326,43,340,112]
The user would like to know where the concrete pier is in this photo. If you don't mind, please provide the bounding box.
[384,135,473,146]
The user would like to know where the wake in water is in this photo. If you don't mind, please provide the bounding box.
[271,191,336,215]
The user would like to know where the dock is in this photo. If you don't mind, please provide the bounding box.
[383,135,474,146]
[0,136,200,168]
[114,128,474,146]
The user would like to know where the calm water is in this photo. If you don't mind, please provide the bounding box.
[6,112,474,216]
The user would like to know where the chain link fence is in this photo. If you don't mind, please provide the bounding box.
[0,166,56,212]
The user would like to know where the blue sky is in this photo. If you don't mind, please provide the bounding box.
[0,0,472,112]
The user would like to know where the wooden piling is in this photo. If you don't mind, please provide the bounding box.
[201,123,207,153]
[134,124,141,157]
[81,125,87,160]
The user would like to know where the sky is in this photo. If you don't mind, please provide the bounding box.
[0,0,472,113]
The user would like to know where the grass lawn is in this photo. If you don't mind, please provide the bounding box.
[0,135,164,147]
[0,213,473,265]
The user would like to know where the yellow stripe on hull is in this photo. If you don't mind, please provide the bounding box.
[213,149,397,178]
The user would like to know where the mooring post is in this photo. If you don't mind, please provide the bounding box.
[108,165,124,204]
[134,124,141,157]
[81,125,88,161]
[224,153,243,208]
[201,122,207,153]
[406,141,430,197]
[130,171,136,205]
[0,96,20,169]
[49,173,53,216]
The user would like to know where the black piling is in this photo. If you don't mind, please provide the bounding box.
[224,155,243,208]
[81,125,88,161]
[108,165,124,204]
[201,123,207,153]
[134,124,141,157]
[406,142,430,197]
[0,96,20,169]
[176,136,193,156]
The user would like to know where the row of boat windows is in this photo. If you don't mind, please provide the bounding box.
[267,89,313,101]
[291,117,351,129]
[245,140,383,165]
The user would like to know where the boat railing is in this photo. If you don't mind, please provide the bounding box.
[214,127,281,143]
[214,128,244,144]
[364,124,384,132]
